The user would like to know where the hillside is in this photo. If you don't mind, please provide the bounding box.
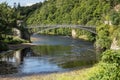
[26,0,120,48]
[26,0,119,25]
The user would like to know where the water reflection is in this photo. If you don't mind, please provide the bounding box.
[0,48,33,75]
[0,45,96,75]
[0,35,97,75]
[0,51,17,75]
[14,48,34,66]
[0,61,17,75]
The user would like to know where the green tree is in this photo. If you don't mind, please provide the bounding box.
[96,25,111,50]
[0,3,16,37]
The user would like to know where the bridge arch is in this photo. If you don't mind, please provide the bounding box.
[28,25,96,35]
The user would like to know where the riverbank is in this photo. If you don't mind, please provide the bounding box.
[0,67,90,80]
[0,43,34,54]
[8,43,35,50]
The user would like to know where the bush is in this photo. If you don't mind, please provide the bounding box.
[95,24,112,50]
[110,11,120,25]
[88,62,120,80]
[88,50,120,80]
[8,38,29,44]
[101,50,120,65]
[2,36,29,44]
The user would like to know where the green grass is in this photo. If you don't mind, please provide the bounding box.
[2,36,29,44]
[0,68,90,80]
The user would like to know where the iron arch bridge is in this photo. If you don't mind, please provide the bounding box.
[27,24,96,35]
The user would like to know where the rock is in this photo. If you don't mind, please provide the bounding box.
[110,38,120,50]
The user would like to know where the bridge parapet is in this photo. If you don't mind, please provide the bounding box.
[26,24,96,34]
[27,24,96,28]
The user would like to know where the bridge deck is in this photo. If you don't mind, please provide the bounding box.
[27,24,96,34]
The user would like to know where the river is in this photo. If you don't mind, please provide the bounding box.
[0,34,97,75]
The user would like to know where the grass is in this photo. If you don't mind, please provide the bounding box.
[0,68,90,80]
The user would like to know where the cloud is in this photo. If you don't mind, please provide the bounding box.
[25,3,35,6]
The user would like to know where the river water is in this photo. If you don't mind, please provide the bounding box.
[0,34,97,75]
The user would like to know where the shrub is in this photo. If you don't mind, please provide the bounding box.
[8,38,28,44]
[101,50,120,65]
[88,62,120,80]
[95,24,112,50]
[88,50,120,80]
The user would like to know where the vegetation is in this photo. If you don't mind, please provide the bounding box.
[0,0,120,79]
[39,28,72,36]
[2,36,29,44]
[26,0,119,41]
[0,3,16,38]
[0,3,15,51]
[25,0,120,80]
[15,2,42,20]
[0,3,29,51]
[27,0,111,25]
[88,50,120,80]
[25,0,120,43]
[95,24,112,50]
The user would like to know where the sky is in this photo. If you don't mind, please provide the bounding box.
[0,0,44,7]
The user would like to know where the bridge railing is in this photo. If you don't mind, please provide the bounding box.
[26,24,96,34]
[27,24,96,29]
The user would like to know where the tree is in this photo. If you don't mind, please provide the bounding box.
[0,3,16,37]
[96,24,111,50]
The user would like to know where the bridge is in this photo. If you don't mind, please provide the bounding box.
[27,24,96,35]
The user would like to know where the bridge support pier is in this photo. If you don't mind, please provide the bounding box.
[72,29,77,38]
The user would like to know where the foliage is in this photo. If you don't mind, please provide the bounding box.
[95,24,111,50]
[0,3,16,36]
[0,3,30,51]
[88,50,120,80]
[88,62,120,80]
[39,28,72,36]
[101,50,120,65]
[2,36,29,44]
[0,3,19,51]
[76,29,95,41]
[107,0,120,7]
[15,2,42,20]
[110,11,120,25]
[26,0,111,25]
[25,0,113,41]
